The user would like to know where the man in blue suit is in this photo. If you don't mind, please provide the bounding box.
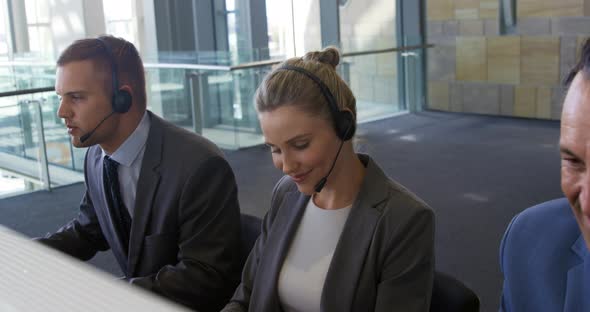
[499,39,590,312]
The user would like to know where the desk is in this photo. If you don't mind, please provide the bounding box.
[0,226,189,311]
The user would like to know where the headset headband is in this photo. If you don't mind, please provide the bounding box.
[96,37,119,94]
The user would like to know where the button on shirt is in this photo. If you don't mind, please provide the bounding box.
[101,112,150,217]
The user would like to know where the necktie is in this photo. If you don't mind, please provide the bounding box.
[103,156,132,255]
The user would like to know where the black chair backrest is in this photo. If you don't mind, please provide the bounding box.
[239,214,262,267]
[430,271,480,312]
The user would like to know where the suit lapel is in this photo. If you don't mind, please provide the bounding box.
[321,155,389,312]
[253,191,308,312]
[127,112,162,276]
[564,235,589,312]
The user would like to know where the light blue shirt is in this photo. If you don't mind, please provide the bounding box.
[101,111,150,217]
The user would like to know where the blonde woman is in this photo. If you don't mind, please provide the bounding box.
[223,47,435,312]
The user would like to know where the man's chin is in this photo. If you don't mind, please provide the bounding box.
[71,138,87,148]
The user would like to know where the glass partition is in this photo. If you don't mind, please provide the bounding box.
[0,90,84,198]
[0,61,55,92]
[342,51,403,121]
[0,45,426,197]
[145,65,266,150]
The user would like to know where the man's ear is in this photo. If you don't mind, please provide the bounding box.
[119,84,133,96]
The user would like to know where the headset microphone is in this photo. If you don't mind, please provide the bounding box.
[313,120,352,193]
[79,111,116,143]
[314,137,346,193]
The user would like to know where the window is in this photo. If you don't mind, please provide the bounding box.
[103,0,138,47]
[24,0,53,58]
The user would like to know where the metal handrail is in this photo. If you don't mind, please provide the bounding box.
[148,44,435,71]
[0,87,55,97]
[0,44,433,97]
[341,44,434,57]
[143,63,232,71]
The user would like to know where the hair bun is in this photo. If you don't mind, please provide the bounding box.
[303,46,340,69]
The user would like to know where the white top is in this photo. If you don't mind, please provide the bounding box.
[278,197,352,312]
[101,111,150,216]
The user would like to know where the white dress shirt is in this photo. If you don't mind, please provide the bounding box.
[101,111,150,217]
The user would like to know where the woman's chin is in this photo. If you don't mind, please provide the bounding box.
[294,183,315,196]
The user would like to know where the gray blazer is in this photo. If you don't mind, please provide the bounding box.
[223,154,434,312]
[38,112,242,312]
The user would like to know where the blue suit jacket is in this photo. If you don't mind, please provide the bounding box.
[499,198,590,312]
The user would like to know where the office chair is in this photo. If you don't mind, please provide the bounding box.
[431,271,480,312]
[239,213,262,266]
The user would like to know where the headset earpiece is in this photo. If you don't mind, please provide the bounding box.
[96,37,132,114]
[112,89,132,113]
[336,110,355,141]
[277,65,356,141]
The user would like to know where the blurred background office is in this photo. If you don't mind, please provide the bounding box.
[1,0,589,311]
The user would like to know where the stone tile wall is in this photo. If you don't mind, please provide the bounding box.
[427,0,590,120]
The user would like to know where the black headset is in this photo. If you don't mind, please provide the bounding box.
[96,37,132,114]
[276,65,355,141]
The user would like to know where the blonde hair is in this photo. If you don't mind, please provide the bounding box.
[255,47,357,131]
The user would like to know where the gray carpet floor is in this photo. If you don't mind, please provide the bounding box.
[0,111,563,312]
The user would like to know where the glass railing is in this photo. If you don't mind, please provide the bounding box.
[0,88,85,197]
[0,44,431,197]
[143,64,266,149]
[342,50,403,121]
[0,60,55,93]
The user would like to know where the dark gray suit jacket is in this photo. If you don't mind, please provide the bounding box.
[38,112,242,312]
[223,154,434,312]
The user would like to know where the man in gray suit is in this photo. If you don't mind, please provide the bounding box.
[37,35,241,312]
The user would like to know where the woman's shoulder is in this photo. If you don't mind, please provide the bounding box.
[384,178,433,216]
[375,179,435,246]
[361,154,433,218]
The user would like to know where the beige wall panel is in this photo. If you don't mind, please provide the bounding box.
[454,0,479,19]
[521,37,560,86]
[428,0,454,21]
[456,37,487,81]
[487,36,521,83]
[479,0,499,19]
[518,0,583,17]
[428,81,451,111]
[586,0,590,16]
[459,20,484,36]
[514,86,537,117]
[536,88,552,118]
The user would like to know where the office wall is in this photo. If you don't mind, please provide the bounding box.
[427,0,590,120]
[339,0,398,110]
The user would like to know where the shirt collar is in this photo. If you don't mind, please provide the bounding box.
[101,111,150,167]
[572,234,590,261]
